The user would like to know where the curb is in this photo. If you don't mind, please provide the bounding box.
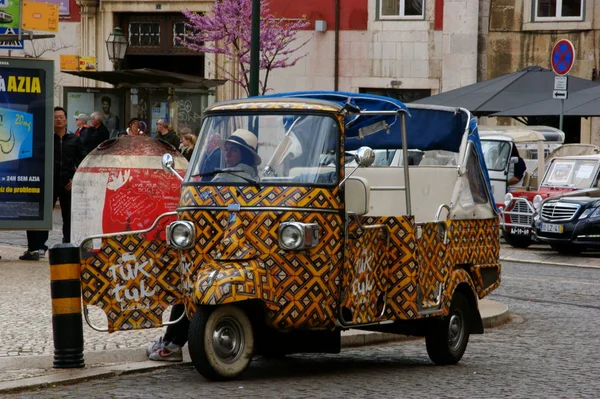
[500,256,600,270]
[0,308,511,394]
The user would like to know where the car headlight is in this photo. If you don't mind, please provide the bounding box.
[504,193,514,207]
[278,222,319,250]
[533,195,543,211]
[167,221,196,249]
[579,208,593,219]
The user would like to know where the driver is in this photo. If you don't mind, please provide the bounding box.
[212,128,261,183]
[508,146,527,188]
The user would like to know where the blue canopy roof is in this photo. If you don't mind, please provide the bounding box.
[261,91,466,153]
[260,91,495,210]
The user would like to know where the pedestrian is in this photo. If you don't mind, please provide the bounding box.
[118,117,146,137]
[179,128,196,161]
[82,112,110,154]
[20,107,86,261]
[146,304,187,361]
[155,119,180,149]
[74,113,90,137]
[198,132,222,180]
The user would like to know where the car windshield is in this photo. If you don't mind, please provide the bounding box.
[481,140,511,171]
[542,159,600,188]
[186,113,339,186]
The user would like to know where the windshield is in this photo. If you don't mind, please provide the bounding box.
[481,140,511,171]
[542,159,600,188]
[186,113,339,186]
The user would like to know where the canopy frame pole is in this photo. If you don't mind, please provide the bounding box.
[400,112,412,216]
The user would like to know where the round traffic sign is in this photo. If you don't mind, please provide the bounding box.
[551,39,575,76]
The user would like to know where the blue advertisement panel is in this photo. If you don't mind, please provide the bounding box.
[0,58,53,230]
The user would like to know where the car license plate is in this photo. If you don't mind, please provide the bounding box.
[540,223,563,233]
[510,227,530,235]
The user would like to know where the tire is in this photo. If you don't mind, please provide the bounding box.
[426,292,471,365]
[188,305,255,381]
[550,244,583,256]
[502,230,532,249]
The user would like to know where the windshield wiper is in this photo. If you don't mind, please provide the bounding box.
[195,169,260,188]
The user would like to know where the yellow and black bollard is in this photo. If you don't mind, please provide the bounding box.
[49,243,85,368]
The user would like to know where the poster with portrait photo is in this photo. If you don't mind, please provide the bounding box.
[64,87,124,138]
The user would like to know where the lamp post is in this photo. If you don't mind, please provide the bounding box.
[249,0,260,97]
[105,27,128,71]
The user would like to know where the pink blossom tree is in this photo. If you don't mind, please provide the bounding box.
[180,0,311,96]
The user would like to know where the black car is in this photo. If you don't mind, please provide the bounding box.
[533,194,600,255]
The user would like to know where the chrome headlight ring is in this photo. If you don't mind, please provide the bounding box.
[167,221,196,249]
[533,195,543,211]
[504,193,514,208]
[278,222,319,251]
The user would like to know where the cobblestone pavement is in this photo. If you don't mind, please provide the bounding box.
[0,208,168,360]
[6,260,600,398]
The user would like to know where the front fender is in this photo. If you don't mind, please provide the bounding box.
[193,261,278,311]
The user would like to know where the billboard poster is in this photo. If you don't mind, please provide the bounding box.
[0,58,54,230]
[64,87,124,138]
[0,0,20,29]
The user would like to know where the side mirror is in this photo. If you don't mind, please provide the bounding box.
[510,156,519,164]
[161,153,183,182]
[355,146,375,168]
[345,176,370,216]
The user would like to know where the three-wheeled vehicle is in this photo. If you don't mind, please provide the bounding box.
[78,92,501,381]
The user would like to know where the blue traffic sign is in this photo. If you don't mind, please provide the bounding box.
[0,27,24,49]
[551,39,575,76]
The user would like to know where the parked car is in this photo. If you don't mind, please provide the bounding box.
[533,180,600,255]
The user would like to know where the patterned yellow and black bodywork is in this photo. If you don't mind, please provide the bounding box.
[78,100,501,334]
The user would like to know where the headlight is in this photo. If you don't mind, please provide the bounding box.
[278,222,319,250]
[167,221,196,249]
[504,193,514,207]
[579,208,593,219]
[533,195,543,211]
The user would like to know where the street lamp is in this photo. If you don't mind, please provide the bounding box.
[105,27,128,71]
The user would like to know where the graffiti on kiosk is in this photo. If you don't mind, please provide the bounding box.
[108,252,156,309]
[352,248,374,304]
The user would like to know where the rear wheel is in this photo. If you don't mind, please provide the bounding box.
[426,292,470,365]
[188,305,254,381]
[502,230,532,248]
[550,244,583,255]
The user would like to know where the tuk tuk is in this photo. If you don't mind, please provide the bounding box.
[78,92,501,381]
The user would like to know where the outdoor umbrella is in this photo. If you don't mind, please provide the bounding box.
[412,66,600,116]
[492,84,600,117]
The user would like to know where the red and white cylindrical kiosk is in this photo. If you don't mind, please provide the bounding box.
[71,136,188,245]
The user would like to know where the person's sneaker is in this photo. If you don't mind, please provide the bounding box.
[38,249,46,257]
[146,337,166,357]
[149,342,183,362]
[19,251,40,261]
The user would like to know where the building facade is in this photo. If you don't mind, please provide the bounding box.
[3,0,599,142]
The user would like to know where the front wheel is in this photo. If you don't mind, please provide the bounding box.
[425,292,471,365]
[188,305,255,381]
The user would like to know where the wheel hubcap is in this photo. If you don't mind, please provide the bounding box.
[212,316,244,363]
[447,313,464,351]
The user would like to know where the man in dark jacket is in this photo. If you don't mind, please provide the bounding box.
[82,112,110,154]
[155,119,180,149]
[20,107,86,261]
